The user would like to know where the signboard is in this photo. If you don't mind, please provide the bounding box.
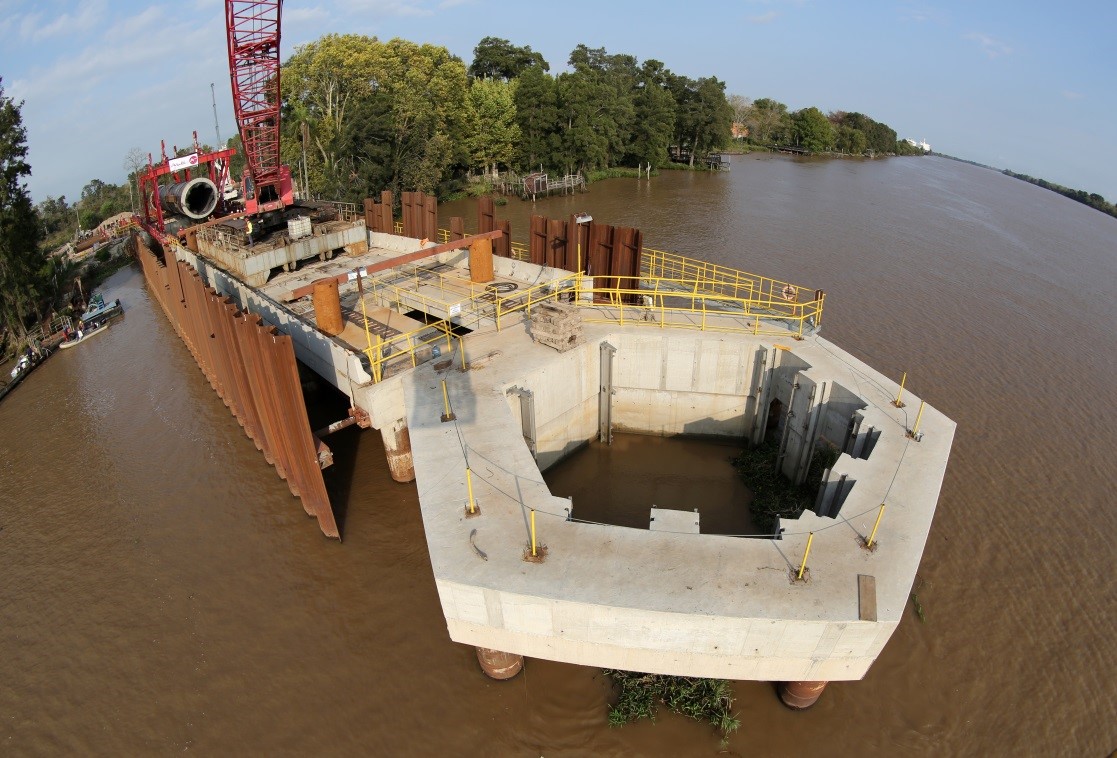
[448,303,462,316]
[168,153,199,172]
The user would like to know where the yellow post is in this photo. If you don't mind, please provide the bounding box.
[796,532,814,580]
[459,336,467,370]
[530,509,537,556]
[441,379,452,418]
[911,401,926,437]
[866,504,886,548]
[466,467,476,514]
[356,271,375,366]
[894,372,907,407]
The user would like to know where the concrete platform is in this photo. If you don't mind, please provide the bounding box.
[404,317,954,682]
[172,226,954,683]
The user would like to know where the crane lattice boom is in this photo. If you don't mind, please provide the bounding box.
[225,0,290,211]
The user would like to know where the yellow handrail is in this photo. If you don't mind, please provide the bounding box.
[353,224,824,381]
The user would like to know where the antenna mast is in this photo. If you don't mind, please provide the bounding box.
[210,82,223,147]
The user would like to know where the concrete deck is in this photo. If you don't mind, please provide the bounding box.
[405,317,954,681]
[175,226,954,682]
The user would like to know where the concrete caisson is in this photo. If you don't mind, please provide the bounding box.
[779,680,829,709]
[475,647,523,679]
[380,417,414,483]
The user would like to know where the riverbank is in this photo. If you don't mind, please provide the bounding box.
[0,237,132,361]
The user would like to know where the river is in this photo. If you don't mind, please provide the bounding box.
[1,153,1113,755]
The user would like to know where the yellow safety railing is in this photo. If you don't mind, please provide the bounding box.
[328,201,361,223]
[362,316,458,382]
[641,248,819,320]
[352,225,824,380]
[492,277,574,330]
[391,225,818,313]
[574,276,822,338]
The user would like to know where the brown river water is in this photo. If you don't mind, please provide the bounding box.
[2,154,1114,755]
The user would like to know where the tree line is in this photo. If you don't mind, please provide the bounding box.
[278,35,735,203]
[729,95,924,156]
[1002,170,1117,219]
[0,79,145,353]
[278,34,934,205]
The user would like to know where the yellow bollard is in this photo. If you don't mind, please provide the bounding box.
[910,401,926,438]
[893,372,907,407]
[866,504,886,548]
[530,509,537,557]
[466,467,477,514]
[796,532,814,580]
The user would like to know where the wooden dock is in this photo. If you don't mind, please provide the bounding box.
[518,172,586,200]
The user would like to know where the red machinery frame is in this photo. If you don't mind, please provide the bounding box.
[137,132,235,242]
[225,0,292,214]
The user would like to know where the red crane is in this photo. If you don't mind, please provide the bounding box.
[225,0,293,215]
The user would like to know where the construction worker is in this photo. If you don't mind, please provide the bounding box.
[246,218,254,246]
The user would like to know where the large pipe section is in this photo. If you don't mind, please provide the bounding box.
[779,680,829,709]
[160,177,219,220]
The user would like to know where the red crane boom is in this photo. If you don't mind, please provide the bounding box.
[225,0,292,214]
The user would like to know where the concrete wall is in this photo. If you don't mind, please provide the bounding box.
[440,583,897,682]
[500,342,600,472]
[609,334,755,437]
[173,245,378,416]
[819,382,868,449]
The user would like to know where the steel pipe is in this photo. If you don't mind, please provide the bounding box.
[160,177,219,220]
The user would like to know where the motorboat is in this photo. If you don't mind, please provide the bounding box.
[58,322,110,349]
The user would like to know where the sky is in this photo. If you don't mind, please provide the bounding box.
[2,0,1115,204]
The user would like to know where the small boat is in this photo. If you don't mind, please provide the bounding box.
[9,355,31,381]
[58,322,110,349]
[79,293,123,323]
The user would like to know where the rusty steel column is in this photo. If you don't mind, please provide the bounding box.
[778,680,829,709]
[469,237,494,283]
[380,418,414,483]
[311,278,344,336]
[475,648,523,680]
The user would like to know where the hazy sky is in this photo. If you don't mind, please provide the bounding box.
[2,0,1114,203]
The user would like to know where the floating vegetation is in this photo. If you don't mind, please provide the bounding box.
[604,670,740,740]
[730,439,839,532]
[910,577,927,622]
[910,592,926,623]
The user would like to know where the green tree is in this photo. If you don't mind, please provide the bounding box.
[469,37,549,81]
[791,107,835,152]
[282,35,470,199]
[627,60,676,168]
[670,76,732,165]
[692,77,733,158]
[37,195,75,249]
[746,98,789,145]
[464,78,520,176]
[561,45,638,170]
[554,71,610,174]
[0,78,46,345]
[375,39,470,194]
[513,64,558,171]
[282,34,385,194]
[835,124,867,154]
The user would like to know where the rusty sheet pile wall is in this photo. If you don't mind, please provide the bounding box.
[136,235,340,539]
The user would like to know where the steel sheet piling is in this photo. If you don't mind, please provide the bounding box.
[134,234,340,538]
